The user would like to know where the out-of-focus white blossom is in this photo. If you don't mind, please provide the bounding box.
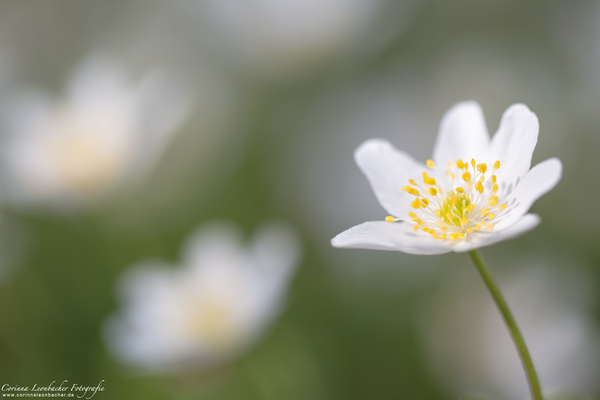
[103,221,301,373]
[198,0,410,78]
[0,53,194,212]
[422,260,600,400]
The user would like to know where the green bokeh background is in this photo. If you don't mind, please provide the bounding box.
[0,1,598,399]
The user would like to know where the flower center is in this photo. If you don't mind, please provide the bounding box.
[386,158,509,242]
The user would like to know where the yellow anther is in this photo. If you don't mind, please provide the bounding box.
[422,228,436,235]
[421,199,429,207]
[426,159,435,169]
[462,172,471,182]
[456,159,465,169]
[456,187,464,193]
[483,212,489,217]
[428,187,437,196]
[466,205,475,212]
[385,216,396,222]
[409,179,417,186]
[411,200,421,209]
[439,234,447,240]
[485,223,495,230]
[467,227,474,233]
[475,224,481,230]
[414,219,423,224]
[471,158,476,167]
[498,204,507,210]
[494,160,500,169]
[492,183,498,192]
[404,187,420,196]
[459,232,467,239]
[489,196,498,207]
[426,178,436,185]
[422,171,429,181]
[446,212,453,220]
[440,226,447,231]
[447,161,453,168]
[477,163,487,173]
[413,225,419,231]
[450,232,459,240]
[461,218,468,226]
[450,195,457,206]
[435,210,442,217]
[409,212,417,219]
[488,214,496,220]
[475,181,484,193]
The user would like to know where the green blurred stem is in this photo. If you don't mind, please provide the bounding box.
[468,250,543,400]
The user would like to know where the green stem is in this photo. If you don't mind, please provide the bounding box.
[468,250,543,400]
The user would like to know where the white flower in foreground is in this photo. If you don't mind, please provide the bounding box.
[0,53,193,211]
[331,101,562,254]
[103,221,301,372]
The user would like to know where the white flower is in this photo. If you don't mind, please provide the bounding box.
[331,101,562,254]
[0,53,193,211]
[199,0,388,77]
[103,221,301,373]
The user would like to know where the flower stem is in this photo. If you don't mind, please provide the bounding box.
[468,250,543,400]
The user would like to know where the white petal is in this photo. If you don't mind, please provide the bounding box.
[354,139,425,217]
[489,103,539,186]
[331,221,453,255]
[452,214,541,253]
[495,158,562,231]
[433,101,490,166]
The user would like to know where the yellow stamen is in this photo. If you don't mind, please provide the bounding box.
[492,183,498,192]
[409,212,417,218]
[466,205,475,212]
[385,216,396,222]
[494,160,500,169]
[426,178,436,185]
[413,225,419,231]
[467,227,474,233]
[477,163,487,173]
[491,175,497,183]
[475,224,481,230]
[459,232,466,239]
[439,234,447,240]
[428,187,437,196]
[435,210,442,217]
[462,172,471,182]
[450,232,459,240]
[475,181,484,193]
[426,159,435,169]
[461,218,468,226]
[498,204,507,210]
[409,179,417,186]
[456,159,465,169]
[471,158,476,167]
[456,187,464,193]
[488,214,496,220]
[421,199,429,207]
[489,196,498,207]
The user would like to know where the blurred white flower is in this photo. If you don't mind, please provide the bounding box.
[331,101,562,254]
[198,0,410,78]
[422,260,600,399]
[0,53,194,211]
[103,221,301,373]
